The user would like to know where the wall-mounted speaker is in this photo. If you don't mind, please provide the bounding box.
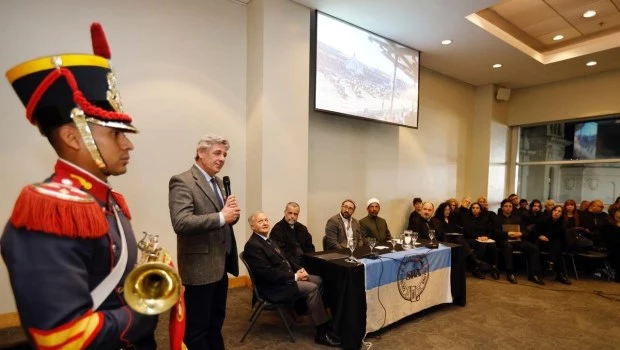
[496,87,511,101]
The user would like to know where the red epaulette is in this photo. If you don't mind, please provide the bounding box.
[111,190,132,220]
[10,182,108,239]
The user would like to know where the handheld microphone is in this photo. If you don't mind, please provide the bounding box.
[223,176,231,197]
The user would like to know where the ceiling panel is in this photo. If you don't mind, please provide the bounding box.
[496,1,559,28]
[522,16,572,37]
[575,12,620,34]
[552,0,618,27]
[537,27,582,45]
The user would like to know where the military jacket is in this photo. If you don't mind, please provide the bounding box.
[1,159,157,349]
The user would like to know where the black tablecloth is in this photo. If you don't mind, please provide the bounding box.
[305,240,466,350]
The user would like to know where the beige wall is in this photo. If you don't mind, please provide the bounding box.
[508,69,620,126]
[307,68,476,241]
[0,0,247,314]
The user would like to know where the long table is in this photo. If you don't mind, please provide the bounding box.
[305,241,466,350]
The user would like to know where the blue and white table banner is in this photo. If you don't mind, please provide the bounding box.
[362,245,453,333]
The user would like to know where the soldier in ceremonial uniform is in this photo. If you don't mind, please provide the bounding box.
[0,24,159,348]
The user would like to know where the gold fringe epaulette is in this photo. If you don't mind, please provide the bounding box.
[10,182,108,239]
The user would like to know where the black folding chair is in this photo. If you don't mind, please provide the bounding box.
[567,250,614,280]
[239,252,295,343]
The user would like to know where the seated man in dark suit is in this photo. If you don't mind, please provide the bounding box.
[269,202,315,267]
[244,211,341,347]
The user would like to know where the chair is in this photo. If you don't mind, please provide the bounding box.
[511,250,529,276]
[239,252,296,343]
[567,250,613,280]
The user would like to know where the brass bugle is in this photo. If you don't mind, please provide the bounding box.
[124,232,182,315]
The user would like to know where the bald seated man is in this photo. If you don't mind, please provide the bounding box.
[243,211,341,347]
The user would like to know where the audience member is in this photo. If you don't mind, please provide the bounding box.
[359,198,392,243]
[414,202,487,278]
[463,203,500,280]
[519,199,529,212]
[434,202,460,233]
[407,197,423,229]
[603,205,620,283]
[447,198,458,212]
[563,199,580,228]
[534,205,571,284]
[610,197,620,213]
[459,196,472,212]
[244,212,341,347]
[563,199,594,252]
[269,202,316,267]
[495,199,544,285]
[579,200,591,212]
[581,199,608,248]
[543,199,555,215]
[522,199,543,236]
[477,195,497,223]
[455,196,471,227]
[324,199,363,250]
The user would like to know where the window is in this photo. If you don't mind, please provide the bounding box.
[516,115,620,206]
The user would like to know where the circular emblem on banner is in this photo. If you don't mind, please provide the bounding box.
[397,254,429,302]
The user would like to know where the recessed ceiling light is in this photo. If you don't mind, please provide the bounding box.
[586,61,597,66]
[492,63,502,68]
[441,39,453,45]
[583,10,597,18]
[553,34,564,41]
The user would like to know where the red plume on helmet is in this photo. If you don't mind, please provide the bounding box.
[90,22,111,59]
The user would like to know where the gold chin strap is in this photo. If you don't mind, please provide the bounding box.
[71,107,107,171]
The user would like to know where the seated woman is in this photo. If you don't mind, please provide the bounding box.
[603,204,620,283]
[534,205,571,285]
[563,199,593,253]
[521,199,543,237]
[434,202,460,234]
[462,203,500,280]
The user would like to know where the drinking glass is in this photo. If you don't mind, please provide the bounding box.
[428,229,436,243]
[411,231,419,247]
[368,237,377,254]
[347,238,357,263]
[403,230,413,249]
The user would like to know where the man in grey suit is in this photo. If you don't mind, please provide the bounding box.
[324,199,364,250]
[169,134,240,350]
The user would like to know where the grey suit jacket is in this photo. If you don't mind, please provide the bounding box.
[168,165,239,285]
[324,214,364,250]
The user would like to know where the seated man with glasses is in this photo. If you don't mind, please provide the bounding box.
[244,211,341,347]
[324,199,364,250]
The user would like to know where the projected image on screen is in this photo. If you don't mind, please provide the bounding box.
[574,122,598,160]
[314,12,419,128]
